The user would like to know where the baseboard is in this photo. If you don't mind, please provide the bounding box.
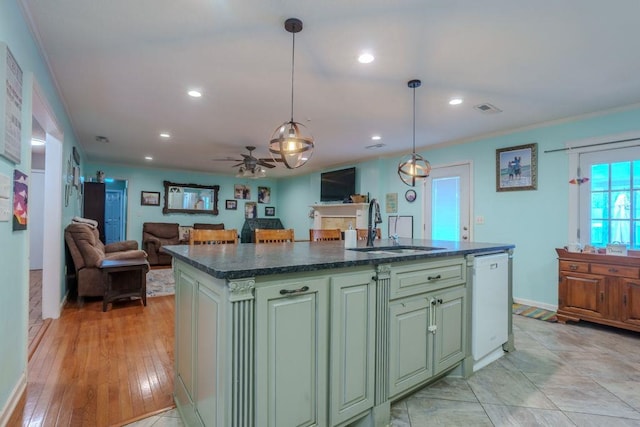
[513,297,557,312]
[0,372,26,426]
[60,290,68,313]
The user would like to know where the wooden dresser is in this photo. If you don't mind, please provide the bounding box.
[556,248,640,332]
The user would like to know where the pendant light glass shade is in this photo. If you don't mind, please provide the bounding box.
[398,79,431,187]
[269,18,314,169]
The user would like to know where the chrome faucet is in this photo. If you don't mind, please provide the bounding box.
[367,198,382,247]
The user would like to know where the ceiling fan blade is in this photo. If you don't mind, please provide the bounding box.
[257,160,276,168]
[231,162,244,167]
[212,157,242,162]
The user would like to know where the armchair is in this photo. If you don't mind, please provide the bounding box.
[64,223,148,300]
[142,222,180,266]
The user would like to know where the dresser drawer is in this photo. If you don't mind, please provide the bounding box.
[559,260,589,273]
[590,263,640,278]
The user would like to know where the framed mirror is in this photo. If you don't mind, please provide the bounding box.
[163,180,220,215]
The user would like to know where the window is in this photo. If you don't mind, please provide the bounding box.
[579,147,640,249]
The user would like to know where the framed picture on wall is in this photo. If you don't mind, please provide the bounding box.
[245,201,257,218]
[258,186,271,203]
[496,143,538,192]
[141,191,160,206]
[226,199,237,210]
[234,184,251,199]
[265,206,275,217]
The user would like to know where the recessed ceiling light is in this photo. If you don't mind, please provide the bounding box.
[188,90,202,98]
[145,156,153,161]
[371,135,381,140]
[31,138,45,146]
[160,133,171,138]
[358,53,375,64]
[449,98,463,105]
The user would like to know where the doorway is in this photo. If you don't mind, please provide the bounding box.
[423,162,473,241]
[31,78,63,319]
[105,183,127,244]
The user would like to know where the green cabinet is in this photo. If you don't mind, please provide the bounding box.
[329,272,376,425]
[255,269,377,427]
[174,269,198,425]
[388,260,467,399]
[389,295,433,397]
[256,276,329,427]
[174,265,228,427]
[433,286,466,374]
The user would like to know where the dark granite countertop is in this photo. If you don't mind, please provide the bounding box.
[162,238,514,280]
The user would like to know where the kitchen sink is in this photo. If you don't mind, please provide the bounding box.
[347,246,444,255]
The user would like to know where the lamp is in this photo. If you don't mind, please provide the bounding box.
[235,165,266,179]
[398,79,431,186]
[269,18,314,169]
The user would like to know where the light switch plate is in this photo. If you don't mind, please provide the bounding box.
[0,173,10,199]
[0,198,11,221]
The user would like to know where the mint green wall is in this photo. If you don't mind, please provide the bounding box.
[1,0,83,416]
[85,162,279,244]
[277,108,640,307]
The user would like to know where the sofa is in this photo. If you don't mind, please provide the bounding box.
[65,223,148,299]
[142,222,225,266]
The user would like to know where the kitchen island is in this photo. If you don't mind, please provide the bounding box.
[163,239,515,427]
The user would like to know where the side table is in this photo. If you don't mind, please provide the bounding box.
[100,258,149,312]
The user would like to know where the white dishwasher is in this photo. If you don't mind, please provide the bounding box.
[472,252,509,371]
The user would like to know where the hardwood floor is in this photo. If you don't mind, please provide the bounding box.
[9,295,175,426]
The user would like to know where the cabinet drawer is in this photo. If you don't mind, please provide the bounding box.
[591,263,639,278]
[390,259,465,299]
[559,260,589,273]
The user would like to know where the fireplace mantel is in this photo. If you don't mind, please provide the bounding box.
[310,203,369,230]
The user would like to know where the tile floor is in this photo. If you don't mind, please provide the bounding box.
[127,315,640,426]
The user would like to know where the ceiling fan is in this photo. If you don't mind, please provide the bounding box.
[212,146,280,177]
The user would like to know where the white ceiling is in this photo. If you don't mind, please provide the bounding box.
[19,0,640,177]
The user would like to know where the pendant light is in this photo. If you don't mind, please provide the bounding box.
[269,18,314,169]
[398,79,431,186]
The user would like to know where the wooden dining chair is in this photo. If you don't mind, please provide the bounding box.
[254,228,295,243]
[356,228,381,241]
[309,229,342,242]
[189,229,238,245]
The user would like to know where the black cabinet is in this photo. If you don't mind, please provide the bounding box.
[83,182,106,242]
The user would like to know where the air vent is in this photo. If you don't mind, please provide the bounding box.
[365,143,385,150]
[474,103,502,114]
[95,135,110,143]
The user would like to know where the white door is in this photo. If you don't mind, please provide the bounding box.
[423,163,472,241]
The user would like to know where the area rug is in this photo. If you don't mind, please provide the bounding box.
[147,268,175,297]
[513,303,557,322]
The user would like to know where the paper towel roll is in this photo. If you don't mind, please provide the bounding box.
[344,229,357,248]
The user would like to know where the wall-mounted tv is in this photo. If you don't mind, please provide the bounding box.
[320,167,356,202]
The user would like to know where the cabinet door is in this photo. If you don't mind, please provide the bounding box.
[388,296,432,398]
[329,272,375,425]
[559,272,607,318]
[256,278,328,427]
[195,283,225,426]
[621,279,640,327]
[175,270,196,405]
[433,286,466,374]
[174,269,203,427]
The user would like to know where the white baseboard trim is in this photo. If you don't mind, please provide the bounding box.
[60,290,68,314]
[0,372,26,426]
[513,297,557,312]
